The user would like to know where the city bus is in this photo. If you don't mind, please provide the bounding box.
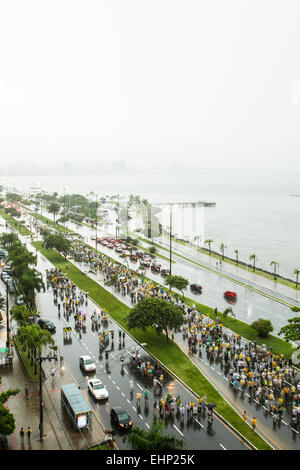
[61,382,92,431]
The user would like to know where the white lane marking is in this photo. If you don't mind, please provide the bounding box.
[220,443,227,450]
[99,364,103,368]
[132,406,136,411]
[291,428,299,434]
[121,392,125,397]
[224,377,228,381]
[137,383,144,391]
[194,419,203,428]
[217,371,221,375]
[245,393,250,397]
[211,367,215,371]
[112,380,115,385]
[123,368,128,374]
[139,415,143,420]
[282,420,288,425]
[108,375,111,380]
[126,399,130,404]
[111,354,116,359]
[116,386,120,390]
[145,423,150,429]
[173,425,184,437]
[204,362,209,365]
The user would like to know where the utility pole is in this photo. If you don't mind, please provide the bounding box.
[38,354,63,439]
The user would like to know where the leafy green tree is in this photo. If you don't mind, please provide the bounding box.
[164,275,189,299]
[0,388,20,438]
[249,254,257,272]
[251,318,274,338]
[0,233,19,247]
[5,207,21,218]
[279,307,300,342]
[18,268,45,307]
[43,234,70,259]
[17,324,54,374]
[223,307,233,318]
[10,305,33,327]
[10,250,37,278]
[48,202,60,222]
[123,420,183,450]
[204,239,214,255]
[149,246,156,254]
[128,298,184,341]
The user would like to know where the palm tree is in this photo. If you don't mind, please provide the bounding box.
[48,202,60,222]
[220,243,227,260]
[123,420,183,450]
[294,268,300,288]
[234,249,239,266]
[204,239,214,255]
[193,235,201,253]
[270,261,279,279]
[17,324,54,374]
[249,254,257,272]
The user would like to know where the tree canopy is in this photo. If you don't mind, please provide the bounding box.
[279,308,300,342]
[164,275,189,298]
[127,298,184,341]
[43,234,70,258]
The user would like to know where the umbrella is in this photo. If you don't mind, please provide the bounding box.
[207,403,216,409]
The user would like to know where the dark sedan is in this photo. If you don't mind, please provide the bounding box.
[37,319,56,333]
[190,283,202,294]
[110,407,132,431]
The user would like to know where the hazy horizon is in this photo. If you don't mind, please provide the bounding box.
[1,1,300,172]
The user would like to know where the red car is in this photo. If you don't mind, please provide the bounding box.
[224,290,237,301]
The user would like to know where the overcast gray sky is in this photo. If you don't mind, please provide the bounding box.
[0,0,299,170]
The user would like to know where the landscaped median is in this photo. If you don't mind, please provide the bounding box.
[29,212,76,235]
[33,241,273,450]
[0,208,32,236]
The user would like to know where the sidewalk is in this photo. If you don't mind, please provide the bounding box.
[0,352,106,450]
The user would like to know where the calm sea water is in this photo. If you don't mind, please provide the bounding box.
[3,170,300,279]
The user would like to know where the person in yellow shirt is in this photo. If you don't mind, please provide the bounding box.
[251,417,257,431]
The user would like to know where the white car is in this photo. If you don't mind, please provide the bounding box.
[79,355,96,372]
[88,378,109,400]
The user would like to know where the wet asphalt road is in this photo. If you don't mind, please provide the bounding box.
[23,239,250,451]
[61,215,294,334]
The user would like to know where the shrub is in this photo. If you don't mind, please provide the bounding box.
[251,318,274,338]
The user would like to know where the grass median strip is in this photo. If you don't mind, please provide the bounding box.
[33,241,272,450]
[0,208,32,236]
[29,212,76,234]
